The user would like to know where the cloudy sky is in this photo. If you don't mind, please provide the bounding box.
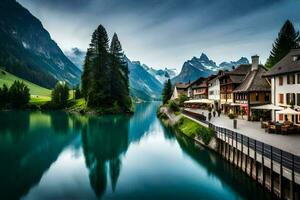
[18,0,300,71]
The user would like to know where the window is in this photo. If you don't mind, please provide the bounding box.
[287,74,295,84]
[279,114,283,121]
[279,76,283,85]
[255,93,259,101]
[286,93,290,105]
[297,74,300,84]
[265,93,270,102]
[297,94,300,106]
[279,94,284,104]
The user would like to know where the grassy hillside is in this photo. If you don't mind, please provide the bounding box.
[0,69,52,105]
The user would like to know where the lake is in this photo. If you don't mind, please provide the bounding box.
[0,102,270,200]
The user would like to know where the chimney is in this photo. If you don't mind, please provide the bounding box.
[251,55,259,71]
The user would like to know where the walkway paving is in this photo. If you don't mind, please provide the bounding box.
[184,108,300,156]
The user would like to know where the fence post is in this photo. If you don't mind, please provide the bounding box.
[246,137,248,173]
[270,146,273,194]
[254,140,257,182]
[279,150,283,199]
[291,154,295,200]
[241,134,243,169]
[262,143,265,188]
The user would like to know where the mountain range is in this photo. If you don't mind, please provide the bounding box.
[0,0,250,101]
[0,0,81,88]
[172,53,249,83]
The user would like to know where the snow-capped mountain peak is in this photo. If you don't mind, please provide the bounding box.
[172,53,249,84]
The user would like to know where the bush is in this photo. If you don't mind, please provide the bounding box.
[168,100,180,112]
[51,82,69,108]
[0,84,9,106]
[228,113,236,119]
[179,93,188,106]
[175,117,214,145]
[8,81,30,108]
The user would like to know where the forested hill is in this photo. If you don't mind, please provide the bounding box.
[0,0,81,88]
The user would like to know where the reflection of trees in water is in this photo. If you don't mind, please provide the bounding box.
[49,111,70,133]
[0,111,30,140]
[81,115,130,198]
[0,111,77,200]
[176,134,271,200]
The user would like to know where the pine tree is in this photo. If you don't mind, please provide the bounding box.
[88,25,110,107]
[265,20,299,68]
[162,79,172,104]
[110,33,131,111]
[81,48,92,100]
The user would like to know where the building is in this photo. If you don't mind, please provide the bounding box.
[208,72,221,110]
[233,55,271,120]
[171,82,190,100]
[219,65,251,113]
[264,48,300,124]
[190,75,216,100]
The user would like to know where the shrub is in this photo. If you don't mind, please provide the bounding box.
[228,113,236,119]
[51,82,69,108]
[8,81,30,108]
[0,84,9,106]
[175,117,214,145]
[179,93,188,106]
[168,100,180,112]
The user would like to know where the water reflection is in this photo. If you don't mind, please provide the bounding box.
[175,135,270,200]
[0,103,271,200]
[0,111,76,200]
[81,115,130,198]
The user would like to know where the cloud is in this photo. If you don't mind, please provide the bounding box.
[17,0,300,70]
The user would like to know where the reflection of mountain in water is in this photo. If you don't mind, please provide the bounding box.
[176,135,271,200]
[128,102,160,142]
[0,111,77,200]
[81,115,130,198]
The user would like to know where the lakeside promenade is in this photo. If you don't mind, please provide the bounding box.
[184,108,300,156]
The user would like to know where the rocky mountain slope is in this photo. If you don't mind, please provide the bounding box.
[172,53,249,83]
[125,58,163,101]
[0,0,81,88]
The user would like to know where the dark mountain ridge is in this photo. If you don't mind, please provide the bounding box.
[0,0,81,88]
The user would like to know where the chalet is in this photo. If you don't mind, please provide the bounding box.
[264,48,300,124]
[208,71,222,110]
[233,55,271,120]
[171,82,190,100]
[219,64,251,114]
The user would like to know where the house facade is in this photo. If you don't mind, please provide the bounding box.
[264,49,300,123]
[208,75,221,110]
[219,65,251,113]
[171,83,190,100]
[233,55,271,120]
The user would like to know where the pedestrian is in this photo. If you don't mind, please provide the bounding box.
[213,110,216,117]
[208,112,212,121]
[217,109,221,117]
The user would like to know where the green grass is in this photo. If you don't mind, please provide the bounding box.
[0,69,52,106]
[0,69,51,97]
[68,98,87,110]
[175,117,215,145]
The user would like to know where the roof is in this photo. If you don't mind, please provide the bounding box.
[234,66,271,93]
[229,75,246,84]
[264,48,300,77]
[219,64,252,84]
[228,64,252,75]
[175,82,190,89]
